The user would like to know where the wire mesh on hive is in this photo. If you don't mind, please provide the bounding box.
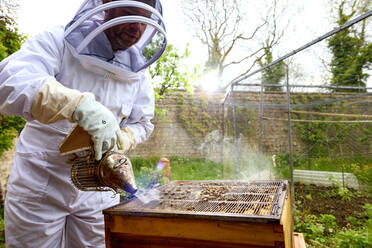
[70,150,137,194]
[108,180,288,222]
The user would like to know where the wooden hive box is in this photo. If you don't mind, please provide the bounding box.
[103,180,294,248]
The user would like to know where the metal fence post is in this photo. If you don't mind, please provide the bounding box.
[259,79,264,154]
[285,64,295,206]
[231,84,239,178]
[221,101,225,165]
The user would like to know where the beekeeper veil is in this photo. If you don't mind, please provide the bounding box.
[64,0,167,77]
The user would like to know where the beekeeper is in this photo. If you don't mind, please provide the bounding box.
[0,0,166,247]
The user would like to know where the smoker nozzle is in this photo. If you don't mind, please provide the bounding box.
[99,152,137,194]
[124,183,138,195]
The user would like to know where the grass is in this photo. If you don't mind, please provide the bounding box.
[131,156,224,191]
[274,153,372,185]
[131,156,224,180]
[167,156,224,180]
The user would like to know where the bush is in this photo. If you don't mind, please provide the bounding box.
[332,228,371,248]
[0,115,25,157]
[294,211,325,241]
[294,198,372,247]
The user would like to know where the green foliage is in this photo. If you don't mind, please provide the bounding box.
[177,94,221,144]
[0,7,25,61]
[224,105,258,143]
[130,156,161,191]
[146,43,201,118]
[327,1,371,92]
[272,152,302,179]
[338,187,353,202]
[331,227,372,248]
[131,156,161,170]
[327,178,353,202]
[347,216,363,227]
[294,202,371,247]
[0,115,25,157]
[169,156,223,180]
[0,7,26,158]
[318,214,338,235]
[258,46,285,92]
[363,203,372,229]
[148,43,198,99]
[294,212,327,241]
[130,156,223,191]
[291,94,372,159]
[274,152,372,185]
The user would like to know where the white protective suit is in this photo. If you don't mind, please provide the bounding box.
[0,0,166,247]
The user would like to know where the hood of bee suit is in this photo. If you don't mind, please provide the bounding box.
[64,0,167,78]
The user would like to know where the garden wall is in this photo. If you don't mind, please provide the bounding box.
[129,90,371,159]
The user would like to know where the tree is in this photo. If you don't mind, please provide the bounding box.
[327,0,371,92]
[147,43,199,99]
[0,0,23,60]
[182,0,288,87]
[258,45,285,92]
[0,0,26,157]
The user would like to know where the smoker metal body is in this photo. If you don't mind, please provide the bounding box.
[70,151,137,194]
[103,180,294,248]
[59,125,137,194]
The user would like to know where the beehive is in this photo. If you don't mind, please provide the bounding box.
[104,180,294,248]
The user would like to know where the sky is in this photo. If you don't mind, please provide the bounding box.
[17,0,192,48]
[17,0,204,79]
[16,0,371,90]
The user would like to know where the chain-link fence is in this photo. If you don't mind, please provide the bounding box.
[221,10,372,197]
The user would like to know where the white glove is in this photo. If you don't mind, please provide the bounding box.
[73,95,125,160]
[119,126,137,154]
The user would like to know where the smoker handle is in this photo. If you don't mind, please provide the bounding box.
[59,125,93,155]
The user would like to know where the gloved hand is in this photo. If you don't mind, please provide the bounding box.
[118,126,137,154]
[73,95,125,160]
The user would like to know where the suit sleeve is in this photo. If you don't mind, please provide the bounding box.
[0,26,65,121]
[124,70,155,144]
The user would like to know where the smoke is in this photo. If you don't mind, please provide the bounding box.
[131,130,279,201]
[199,130,278,180]
[136,188,161,204]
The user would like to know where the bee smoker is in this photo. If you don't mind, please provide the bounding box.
[59,125,137,195]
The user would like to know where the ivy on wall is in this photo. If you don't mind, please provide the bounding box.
[176,92,259,145]
[177,93,222,144]
[291,93,371,158]
[223,105,259,143]
[155,91,370,160]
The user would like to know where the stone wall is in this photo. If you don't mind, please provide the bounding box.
[131,90,293,158]
[128,91,206,158]
[130,90,371,158]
